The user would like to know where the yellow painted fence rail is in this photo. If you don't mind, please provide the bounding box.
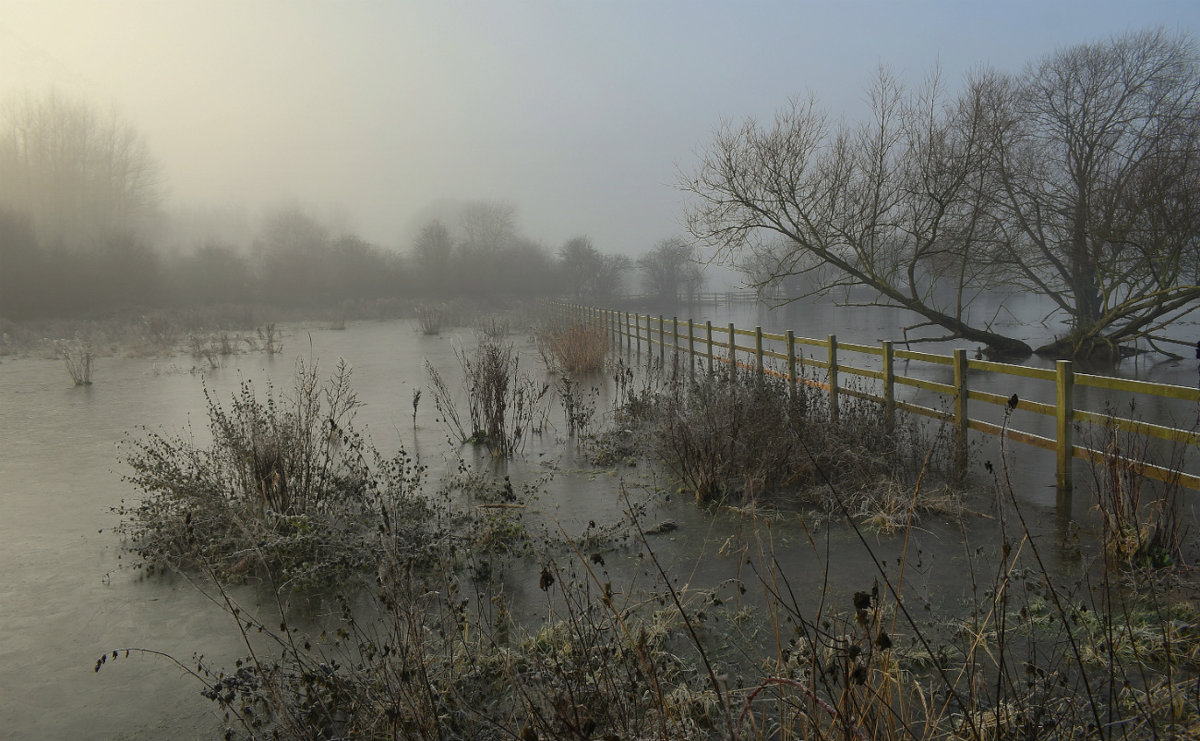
[553,302,1200,495]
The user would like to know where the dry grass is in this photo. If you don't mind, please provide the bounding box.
[537,321,609,374]
[1088,403,1188,568]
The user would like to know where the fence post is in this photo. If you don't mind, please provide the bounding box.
[1056,360,1074,500]
[828,335,839,424]
[881,341,895,434]
[786,330,796,399]
[687,319,696,380]
[953,348,969,480]
[658,315,665,364]
[624,311,631,352]
[634,313,641,356]
[671,316,680,378]
[728,322,737,384]
[705,320,714,374]
[645,314,653,366]
[754,326,764,380]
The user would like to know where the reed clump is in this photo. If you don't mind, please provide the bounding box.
[536,321,608,374]
[426,340,550,457]
[1089,402,1188,569]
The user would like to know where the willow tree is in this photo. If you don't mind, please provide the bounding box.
[684,29,1200,359]
[685,67,1030,356]
[984,29,1200,357]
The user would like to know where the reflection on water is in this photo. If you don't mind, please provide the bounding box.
[1,312,1195,737]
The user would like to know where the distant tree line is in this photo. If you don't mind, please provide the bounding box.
[0,91,706,320]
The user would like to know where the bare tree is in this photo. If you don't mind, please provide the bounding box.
[685,31,1200,359]
[0,90,160,248]
[685,69,1032,356]
[460,200,517,254]
[985,29,1200,356]
[412,218,454,291]
[559,236,632,298]
[638,237,703,302]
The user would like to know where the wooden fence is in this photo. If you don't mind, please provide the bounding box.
[554,302,1200,497]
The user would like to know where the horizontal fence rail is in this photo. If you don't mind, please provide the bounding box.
[552,301,1200,496]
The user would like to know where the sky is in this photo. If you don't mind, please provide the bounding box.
[3,1,1200,257]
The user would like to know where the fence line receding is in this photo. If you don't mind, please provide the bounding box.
[554,301,1200,497]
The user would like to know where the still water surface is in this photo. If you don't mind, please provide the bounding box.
[2,308,1196,738]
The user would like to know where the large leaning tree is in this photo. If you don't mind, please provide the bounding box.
[683,29,1200,359]
[984,29,1200,357]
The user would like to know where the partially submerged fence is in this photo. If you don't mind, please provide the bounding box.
[554,302,1200,497]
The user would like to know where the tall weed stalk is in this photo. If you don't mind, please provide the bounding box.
[427,340,550,457]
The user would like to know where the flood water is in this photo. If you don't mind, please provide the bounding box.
[2,305,1197,738]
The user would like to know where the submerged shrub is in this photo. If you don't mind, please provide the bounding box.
[118,359,433,589]
[57,338,94,385]
[414,303,445,335]
[426,340,550,457]
[633,364,947,507]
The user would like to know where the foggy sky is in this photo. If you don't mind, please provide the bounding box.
[3,1,1200,256]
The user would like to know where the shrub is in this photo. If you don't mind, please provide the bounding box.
[187,334,221,369]
[426,340,550,457]
[631,363,949,509]
[475,314,509,341]
[57,338,93,385]
[414,303,444,335]
[118,359,433,589]
[255,323,282,354]
[100,382,1200,741]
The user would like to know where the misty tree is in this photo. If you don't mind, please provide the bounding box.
[490,237,559,297]
[254,205,336,306]
[558,236,632,298]
[638,237,703,302]
[328,234,400,300]
[0,207,44,317]
[684,30,1200,359]
[983,29,1200,356]
[0,90,160,249]
[167,242,252,306]
[412,219,454,291]
[459,201,517,254]
[684,68,1032,357]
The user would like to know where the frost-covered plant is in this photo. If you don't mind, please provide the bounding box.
[118,359,433,590]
